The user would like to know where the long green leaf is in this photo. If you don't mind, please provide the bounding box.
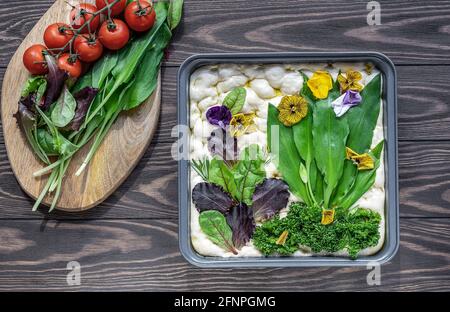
[312,99,349,208]
[168,0,184,30]
[122,23,172,110]
[91,52,118,89]
[340,141,384,209]
[268,104,311,206]
[332,75,382,205]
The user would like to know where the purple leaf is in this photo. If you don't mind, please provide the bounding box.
[252,178,290,222]
[207,128,238,163]
[192,182,234,214]
[206,105,232,129]
[42,54,67,110]
[226,202,256,248]
[69,87,99,131]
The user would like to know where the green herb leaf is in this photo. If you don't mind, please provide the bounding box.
[122,23,172,110]
[71,70,92,94]
[51,86,77,128]
[312,99,349,208]
[209,158,238,199]
[268,104,311,206]
[91,52,118,89]
[36,128,58,156]
[332,75,382,205]
[339,141,384,209]
[223,87,246,115]
[168,0,184,30]
[233,145,265,205]
[199,210,237,254]
[299,163,308,184]
[21,76,45,97]
[111,3,168,83]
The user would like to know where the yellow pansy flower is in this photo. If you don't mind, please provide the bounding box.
[338,70,364,92]
[345,147,375,171]
[321,209,335,225]
[230,112,257,137]
[277,95,308,127]
[307,70,333,99]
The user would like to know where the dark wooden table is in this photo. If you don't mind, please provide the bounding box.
[0,0,449,291]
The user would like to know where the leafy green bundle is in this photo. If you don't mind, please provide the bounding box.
[16,1,183,211]
[192,145,291,253]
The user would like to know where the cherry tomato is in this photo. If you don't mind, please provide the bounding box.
[57,53,83,78]
[43,23,73,52]
[74,35,104,63]
[23,44,48,75]
[98,19,130,50]
[124,0,156,32]
[70,3,100,33]
[96,0,127,17]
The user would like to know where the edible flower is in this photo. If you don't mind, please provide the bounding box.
[321,209,335,225]
[307,70,333,99]
[277,95,308,126]
[230,112,257,137]
[331,90,362,117]
[365,63,374,75]
[276,230,289,245]
[346,147,375,170]
[206,105,232,129]
[337,70,364,92]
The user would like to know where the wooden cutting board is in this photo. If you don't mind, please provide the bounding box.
[0,0,161,212]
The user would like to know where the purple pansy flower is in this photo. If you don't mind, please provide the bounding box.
[332,90,362,117]
[206,105,232,129]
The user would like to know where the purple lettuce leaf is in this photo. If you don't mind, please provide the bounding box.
[206,105,232,129]
[207,128,238,163]
[252,178,290,222]
[42,54,67,110]
[192,182,234,214]
[226,202,256,248]
[69,87,99,131]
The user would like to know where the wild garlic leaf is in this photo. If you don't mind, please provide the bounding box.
[267,104,312,206]
[339,140,384,209]
[123,23,172,110]
[168,0,184,30]
[223,87,247,115]
[111,2,168,85]
[51,86,77,128]
[92,52,118,89]
[199,210,237,254]
[312,99,349,209]
[332,75,382,205]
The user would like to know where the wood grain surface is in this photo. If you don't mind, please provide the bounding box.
[0,0,161,211]
[0,0,449,292]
